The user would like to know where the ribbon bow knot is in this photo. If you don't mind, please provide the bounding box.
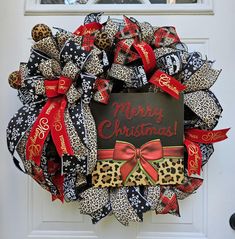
[135,148,141,159]
[113,139,163,184]
[26,76,74,166]
[45,76,72,98]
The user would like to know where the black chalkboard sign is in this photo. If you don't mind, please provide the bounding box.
[91,92,183,148]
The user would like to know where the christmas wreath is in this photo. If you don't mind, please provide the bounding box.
[7,12,229,225]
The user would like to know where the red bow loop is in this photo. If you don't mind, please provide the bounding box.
[45,76,72,98]
[140,139,163,161]
[113,139,162,184]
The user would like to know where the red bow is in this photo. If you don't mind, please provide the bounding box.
[26,76,74,166]
[113,139,163,184]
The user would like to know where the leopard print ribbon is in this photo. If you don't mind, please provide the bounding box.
[184,90,222,129]
[78,177,203,225]
[109,63,148,89]
[7,33,102,201]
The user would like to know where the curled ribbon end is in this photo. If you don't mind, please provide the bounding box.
[152,173,158,183]
[52,194,64,203]
[225,128,231,135]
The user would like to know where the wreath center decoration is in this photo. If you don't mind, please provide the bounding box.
[7,12,229,225]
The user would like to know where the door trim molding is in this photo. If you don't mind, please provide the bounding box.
[24,0,214,16]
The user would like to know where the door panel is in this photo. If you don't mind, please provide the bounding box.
[1,0,235,238]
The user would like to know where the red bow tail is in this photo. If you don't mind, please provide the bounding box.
[184,139,202,176]
[185,128,230,144]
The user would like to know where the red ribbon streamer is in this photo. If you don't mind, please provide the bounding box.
[149,70,186,99]
[26,76,74,166]
[185,128,230,144]
[184,139,202,176]
[51,174,64,203]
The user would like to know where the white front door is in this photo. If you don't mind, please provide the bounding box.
[1,0,235,238]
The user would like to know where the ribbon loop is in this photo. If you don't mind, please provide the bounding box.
[58,76,72,94]
[149,70,186,99]
[185,128,230,144]
[44,76,72,98]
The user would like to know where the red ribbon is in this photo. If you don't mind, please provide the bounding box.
[114,40,140,65]
[184,128,230,176]
[114,17,156,73]
[94,78,111,104]
[26,76,74,166]
[184,139,202,176]
[98,142,183,184]
[115,16,140,40]
[185,128,230,144]
[149,70,186,99]
[113,139,164,183]
[73,22,102,36]
[51,174,64,203]
[73,22,103,51]
[133,41,156,73]
[154,27,180,48]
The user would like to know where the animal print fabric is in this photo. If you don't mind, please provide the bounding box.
[109,63,133,84]
[110,187,141,225]
[139,22,154,44]
[31,23,52,42]
[33,36,60,61]
[184,61,221,93]
[39,59,61,79]
[83,53,103,76]
[55,31,82,50]
[184,90,222,128]
[82,104,97,174]
[79,187,110,215]
[92,157,184,187]
[144,185,161,210]
[61,61,80,80]
[103,19,120,40]
[94,32,112,50]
